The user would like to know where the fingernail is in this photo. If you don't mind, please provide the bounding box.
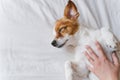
[85,45,90,49]
[87,65,89,69]
[95,41,98,45]
[84,51,86,54]
[112,52,116,56]
[84,51,87,55]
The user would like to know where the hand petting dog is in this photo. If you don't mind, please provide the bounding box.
[84,41,120,80]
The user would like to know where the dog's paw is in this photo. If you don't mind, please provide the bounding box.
[65,61,72,73]
[65,61,73,80]
[101,28,118,49]
[105,38,118,49]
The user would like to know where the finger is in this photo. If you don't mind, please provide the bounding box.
[112,52,119,66]
[87,65,94,73]
[95,41,106,58]
[86,46,98,60]
[84,51,94,64]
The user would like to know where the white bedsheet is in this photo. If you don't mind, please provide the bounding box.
[0,0,120,80]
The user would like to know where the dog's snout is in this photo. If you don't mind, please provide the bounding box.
[51,40,57,47]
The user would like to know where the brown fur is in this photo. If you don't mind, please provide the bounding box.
[54,0,80,39]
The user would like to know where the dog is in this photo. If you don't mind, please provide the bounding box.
[51,0,120,80]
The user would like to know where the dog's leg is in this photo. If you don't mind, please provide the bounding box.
[65,61,81,80]
[65,61,90,80]
[101,27,120,61]
[65,61,74,80]
[101,28,118,50]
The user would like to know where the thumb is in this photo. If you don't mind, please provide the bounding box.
[112,52,119,66]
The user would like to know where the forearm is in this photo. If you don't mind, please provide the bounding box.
[100,75,119,80]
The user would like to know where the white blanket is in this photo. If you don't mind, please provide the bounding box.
[0,0,120,80]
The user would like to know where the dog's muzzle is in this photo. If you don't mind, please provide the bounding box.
[51,39,68,48]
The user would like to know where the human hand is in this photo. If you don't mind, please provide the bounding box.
[84,41,120,80]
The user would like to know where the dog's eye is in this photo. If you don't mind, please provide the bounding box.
[59,26,67,32]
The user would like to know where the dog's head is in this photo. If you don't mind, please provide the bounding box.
[51,0,80,48]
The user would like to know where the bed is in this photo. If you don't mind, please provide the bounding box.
[0,0,120,80]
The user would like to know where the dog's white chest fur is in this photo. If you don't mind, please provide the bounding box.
[65,25,120,80]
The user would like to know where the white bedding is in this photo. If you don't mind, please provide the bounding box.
[0,0,120,80]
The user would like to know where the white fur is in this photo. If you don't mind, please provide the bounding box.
[54,24,120,80]
[64,24,120,80]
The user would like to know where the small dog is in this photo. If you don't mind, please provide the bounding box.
[51,0,120,80]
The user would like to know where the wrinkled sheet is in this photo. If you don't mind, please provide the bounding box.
[0,0,120,80]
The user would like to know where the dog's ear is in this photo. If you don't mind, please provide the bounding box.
[64,0,80,20]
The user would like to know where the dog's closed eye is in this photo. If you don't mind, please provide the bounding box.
[59,26,67,32]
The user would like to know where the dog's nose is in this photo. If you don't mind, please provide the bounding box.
[51,40,57,47]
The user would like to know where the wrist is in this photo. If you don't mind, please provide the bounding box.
[110,75,119,80]
[100,75,119,80]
